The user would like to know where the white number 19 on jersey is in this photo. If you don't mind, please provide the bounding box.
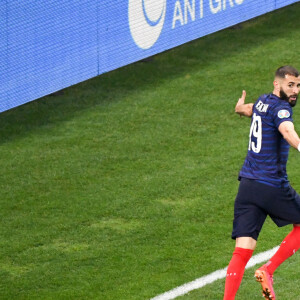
[248,113,262,153]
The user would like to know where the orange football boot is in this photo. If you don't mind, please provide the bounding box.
[255,265,276,300]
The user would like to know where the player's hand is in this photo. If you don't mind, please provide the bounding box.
[235,90,253,118]
[235,90,246,115]
[237,90,246,105]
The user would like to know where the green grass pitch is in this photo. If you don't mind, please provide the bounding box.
[0,3,300,299]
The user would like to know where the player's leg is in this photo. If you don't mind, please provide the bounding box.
[224,178,265,300]
[259,224,300,276]
[255,184,300,299]
[254,225,300,300]
[223,237,255,300]
[256,184,300,276]
[235,236,257,249]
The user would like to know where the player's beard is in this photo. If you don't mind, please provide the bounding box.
[280,88,298,107]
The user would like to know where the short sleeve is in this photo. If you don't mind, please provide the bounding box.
[272,105,293,128]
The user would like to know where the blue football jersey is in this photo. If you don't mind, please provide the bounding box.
[239,93,293,187]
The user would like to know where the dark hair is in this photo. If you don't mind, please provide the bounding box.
[275,65,299,78]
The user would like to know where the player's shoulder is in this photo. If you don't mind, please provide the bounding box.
[263,94,291,112]
[253,93,292,121]
[253,93,274,114]
[271,97,292,115]
[266,95,293,122]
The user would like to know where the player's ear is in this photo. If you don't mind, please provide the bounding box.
[273,79,280,92]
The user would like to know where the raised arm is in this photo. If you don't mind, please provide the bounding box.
[279,121,300,150]
[235,90,254,118]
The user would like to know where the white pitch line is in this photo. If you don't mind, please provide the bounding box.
[150,246,279,300]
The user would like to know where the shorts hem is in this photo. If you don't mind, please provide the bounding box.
[231,233,258,241]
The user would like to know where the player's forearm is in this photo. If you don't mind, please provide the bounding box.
[235,90,253,117]
[235,103,253,117]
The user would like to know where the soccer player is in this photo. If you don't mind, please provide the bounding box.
[223,66,300,300]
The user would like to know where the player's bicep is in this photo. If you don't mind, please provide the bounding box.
[278,121,294,136]
[278,121,300,149]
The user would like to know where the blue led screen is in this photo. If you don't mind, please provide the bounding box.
[0,0,298,112]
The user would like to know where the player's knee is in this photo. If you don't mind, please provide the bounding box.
[235,237,257,250]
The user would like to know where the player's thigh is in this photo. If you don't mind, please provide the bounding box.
[268,185,300,226]
[232,179,267,240]
[232,204,267,240]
